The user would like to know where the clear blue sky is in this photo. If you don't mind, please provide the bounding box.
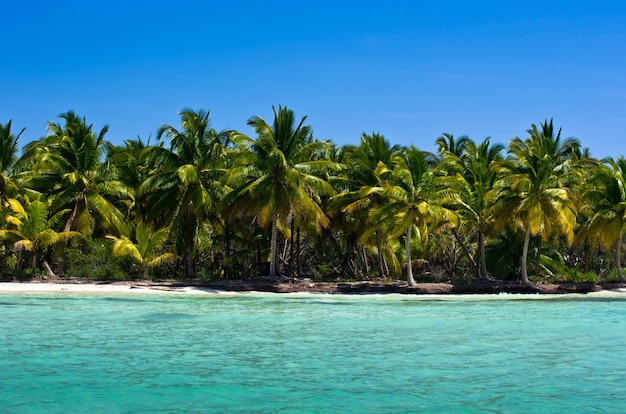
[2,1,626,158]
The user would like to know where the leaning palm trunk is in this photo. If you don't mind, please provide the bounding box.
[64,198,81,232]
[520,226,531,284]
[269,216,278,278]
[452,228,477,276]
[340,236,356,277]
[43,261,56,278]
[616,228,626,282]
[405,227,416,286]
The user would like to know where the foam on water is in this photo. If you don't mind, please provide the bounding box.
[1,292,625,413]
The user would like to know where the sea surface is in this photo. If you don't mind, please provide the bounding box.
[1,292,625,413]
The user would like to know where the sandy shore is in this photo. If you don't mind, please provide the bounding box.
[0,282,228,295]
[1,279,626,296]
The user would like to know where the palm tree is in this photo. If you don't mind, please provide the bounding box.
[373,146,457,285]
[105,136,158,224]
[436,133,471,161]
[450,137,504,279]
[19,111,131,237]
[106,222,177,278]
[140,108,237,278]
[0,196,81,275]
[0,120,25,202]
[580,157,626,282]
[224,105,336,278]
[338,133,402,278]
[493,119,579,284]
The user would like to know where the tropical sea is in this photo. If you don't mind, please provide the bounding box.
[1,292,625,413]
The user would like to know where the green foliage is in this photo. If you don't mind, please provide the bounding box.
[0,244,28,277]
[64,238,128,280]
[18,111,130,237]
[411,271,442,283]
[491,119,582,284]
[0,120,24,201]
[139,108,235,278]
[224,105,337,278]
[313,263,336,281]
[2,112,624,285]
[106,222,178,278]
[0,196,82,275]
[336,133,402,280]
[565,270,599,283]
[579,157,626,282]
[604,269,624,283]
[533,269,598,284]
[485,228,523,280]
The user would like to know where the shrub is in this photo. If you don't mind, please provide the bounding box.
[604,269,624,283]
[63,238,129,280]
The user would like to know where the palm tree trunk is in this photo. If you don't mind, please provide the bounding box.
[225,223,232,278]
[185,209,197,278]
[31,250,38,276]
[616,228,626,282]
[376,230,385,278]
[269,216,278,278]
[582,239,591,273]
[478,231,488,280]
[406,227,416,286]
[256,241,263,276]
[452,228,477,274]
[185,248,194,278]
[534,235,542,276]
[521,226,531,284]
[361,244,369,276]
[383,256,390,278]
[296,226,301,277]
[289,221,295,276]
[340,235,355,277]
[64,199,81,232]
[43,261,56,278]
[183,234,194,279]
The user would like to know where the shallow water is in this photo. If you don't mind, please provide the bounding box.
[1,293,625,413]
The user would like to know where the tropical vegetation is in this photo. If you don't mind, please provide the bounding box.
[0,112,624,285]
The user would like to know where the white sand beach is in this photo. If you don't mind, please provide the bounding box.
[0,282,228,295]
[0,281,625,297]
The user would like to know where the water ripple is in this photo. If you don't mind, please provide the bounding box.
[0,293,625,412]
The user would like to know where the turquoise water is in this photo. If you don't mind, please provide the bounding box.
[1,293,625,413]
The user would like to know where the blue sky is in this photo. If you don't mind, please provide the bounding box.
[2,1,626,158]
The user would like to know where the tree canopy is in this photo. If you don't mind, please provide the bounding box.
[0,112,623,284]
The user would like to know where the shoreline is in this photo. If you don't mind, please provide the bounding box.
[1,278,626,296]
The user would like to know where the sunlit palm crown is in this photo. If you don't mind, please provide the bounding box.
[225,105,337,231]
[18,111,129,236]
[494,119,580,243]
[582,156,626,248]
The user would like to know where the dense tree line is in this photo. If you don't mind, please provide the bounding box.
[0,108,625,285]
